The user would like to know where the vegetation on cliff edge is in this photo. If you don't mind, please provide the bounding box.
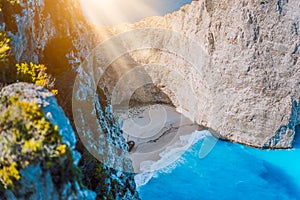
[0,96,75,190]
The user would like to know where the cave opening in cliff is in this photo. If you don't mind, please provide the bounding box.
[95,60,204,173]
[128,83,174,108]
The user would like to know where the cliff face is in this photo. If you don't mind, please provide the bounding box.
[0,0,93,114]
[94,0,299,148]
[1,0,139,199]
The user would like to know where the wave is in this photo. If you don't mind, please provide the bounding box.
[135,130,211,187]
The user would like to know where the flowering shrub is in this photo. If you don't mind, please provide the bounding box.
[16,62,58,95]
[0,96,70,189]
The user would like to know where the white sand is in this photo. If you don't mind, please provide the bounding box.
[115,104,206,174]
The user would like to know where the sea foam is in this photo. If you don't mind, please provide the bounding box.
[135,130,211,187]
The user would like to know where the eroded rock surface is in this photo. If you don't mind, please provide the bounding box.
[94,0,300,148]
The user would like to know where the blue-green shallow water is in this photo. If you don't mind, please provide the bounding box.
[139,127,300,200]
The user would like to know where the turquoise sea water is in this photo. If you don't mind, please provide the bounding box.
[139,127,300,200]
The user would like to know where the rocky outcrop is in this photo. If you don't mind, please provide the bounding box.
[0,83,140,199]
[0,82,96,199]
[1,1,140,199]
[93,0,300,148]
[1,83,79,157]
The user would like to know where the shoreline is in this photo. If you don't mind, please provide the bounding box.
[115,103,297,187]
[114,104,212,185]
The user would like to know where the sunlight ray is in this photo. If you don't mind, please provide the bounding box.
[80,0,159,26]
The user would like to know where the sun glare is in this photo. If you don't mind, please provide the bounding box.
[80,0,158,26]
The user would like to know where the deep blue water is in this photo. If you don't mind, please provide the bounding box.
[139,127,300,200]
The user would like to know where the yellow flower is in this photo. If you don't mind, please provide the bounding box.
[22,138,42,153]
[51,89,58,95]
[56,144,67,155]
[0,162,21,189]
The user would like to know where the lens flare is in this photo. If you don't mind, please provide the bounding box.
[80,0,158,26]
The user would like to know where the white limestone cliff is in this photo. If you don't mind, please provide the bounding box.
[95,0,300,148]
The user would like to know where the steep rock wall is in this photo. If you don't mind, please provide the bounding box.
[1,1,139,199]
[95,0,300,148]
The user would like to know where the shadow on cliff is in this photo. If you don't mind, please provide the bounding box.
[294,125,300,148]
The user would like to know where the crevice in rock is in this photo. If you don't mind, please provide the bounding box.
[292,43,299,65]
[277,0,289,15]
[204,0,214,16]
[292,21,299,36]
[208,32,215,54]
[253,26,260,43]
[277,0,283,15]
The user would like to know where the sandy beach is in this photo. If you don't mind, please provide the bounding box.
[115,104,207,175]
